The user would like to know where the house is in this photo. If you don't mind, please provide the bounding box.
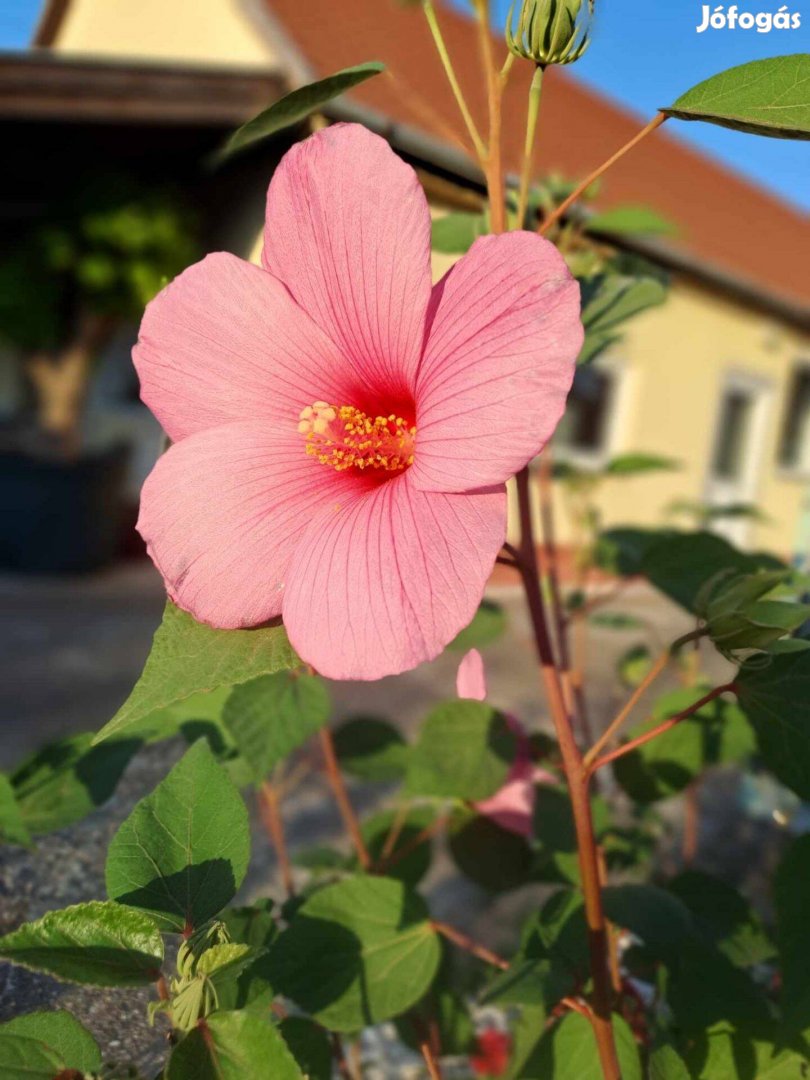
[14,0,810,556]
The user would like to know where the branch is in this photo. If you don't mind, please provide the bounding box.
[319,728,371,870]
[431,920,509,970]
[587,683,738,776]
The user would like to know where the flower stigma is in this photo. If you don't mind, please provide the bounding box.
[298,402,416,473]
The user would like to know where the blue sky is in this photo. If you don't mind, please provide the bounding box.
[3,0,808,210]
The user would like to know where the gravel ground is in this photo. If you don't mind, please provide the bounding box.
[0,563,790,1076]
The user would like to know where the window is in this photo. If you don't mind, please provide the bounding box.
[555,365,616,458]
[778,365,810,474]
[711,388,753,482]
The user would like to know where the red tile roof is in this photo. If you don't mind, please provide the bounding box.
[265,0,810,315]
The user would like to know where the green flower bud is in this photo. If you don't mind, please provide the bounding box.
[506,0,594,66]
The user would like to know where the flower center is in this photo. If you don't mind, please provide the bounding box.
[298,402,416,473]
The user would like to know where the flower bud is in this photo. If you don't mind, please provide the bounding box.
[506,0,594,66]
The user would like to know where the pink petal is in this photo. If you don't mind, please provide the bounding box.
[475,776,535,839]
[412,232,583,493]
[137,421,368,628]
[282,475,506,680]
[456,649,487,701]
[134,253,351,442]
[262,124,432,401]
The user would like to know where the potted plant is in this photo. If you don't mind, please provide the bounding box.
[0,176,197,572]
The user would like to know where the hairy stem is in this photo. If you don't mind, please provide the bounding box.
[588,683,738,776]
[422,0,487,160]
[319,728,371,870]
[515,468,620,1079]
[540,112,668,236]
[517,65,545,227]
[259,780,295,897]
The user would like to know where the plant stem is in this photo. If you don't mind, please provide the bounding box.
[515,468,620,1080]
[259,780,295,898]
[422,0,487,160]
[420,1037,443,1080]
[373,814,448,875]
[432,920,509,970]
[588,683,737,776]
[517,65,544,228]
[319,728,371,870]
[682,780,700,864]
[540,112,668,236]
[473,0,507,233]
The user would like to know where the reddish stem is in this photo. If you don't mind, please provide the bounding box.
[432,920,509,971]
[319,727,371,870]
[259,780,296,898]
[515,467,620,1080]
[588,683,737,776]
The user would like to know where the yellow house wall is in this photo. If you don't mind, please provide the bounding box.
[49,0,279,66]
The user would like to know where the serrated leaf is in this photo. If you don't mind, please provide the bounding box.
[586,205,678,237]
[0,1011,100,1074]
[0,901,163,986]
[406,700,516,801]
[448,808,535,892]
[223,671,329,785]
[214,62,385,163]
[664,55,810,140]
[602,884,692,965]
[95,603,297,744]
[668,870,775,968]
[518,1012,642,1079]
[270,875,441,1031]
[278,1017,332,1080]
[333,716,408,781]
[0,774,31,848]
[167,1010,303,1079]
[775,834,810,1044]
[449,599,508,651]
[105,741,250,932]
[737,651,810,799]
[431,212,489,254]
[0,1034,64,1080]
[11,733,140,836]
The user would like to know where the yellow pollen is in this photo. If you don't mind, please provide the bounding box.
[299,402,416,473]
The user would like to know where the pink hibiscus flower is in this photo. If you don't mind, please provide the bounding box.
[457,649,555,838]
[134,124,582,680]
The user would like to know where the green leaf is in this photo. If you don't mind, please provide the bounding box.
[518,1012,641,1079]
[167,1011,303,1079]
[642,531,782,613]
[664,55,810,140]
[448,808,535,892]
[613,686,750,804]
[449,599,508,650]
[589,612,645,631]
[668,870,775,968]
[605,452,680,476]
[0,774,31,848]
[333,716,408,781]
[532,786,610,884]
[602,884,692,966]
[579,273,667,365]
[406,700,516,801]
[105,740,250,932]
[736,651,810,799]
[223,671,329,786]
[11,733,141,836]
[775,834,810,1043]
[482,889,588,1009]
[396,987,474,1057]
[0,1011,101,1074]
[586,205,678,237]
[95,602,297,744]
[431,212,489,254]
[667,938,772,1034]
[214,63,385,163]
[360,805,436,885]
[221,900,277,950]
[269,875,441,1031]
[0,1034,64,1080]
[649,1045,690,1080]
[278,1017,332,1080]
[617,644,654,689]
[594,526,668,577]
[0,900,163,987]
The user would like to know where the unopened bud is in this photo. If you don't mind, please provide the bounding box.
[506,0,594,66]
